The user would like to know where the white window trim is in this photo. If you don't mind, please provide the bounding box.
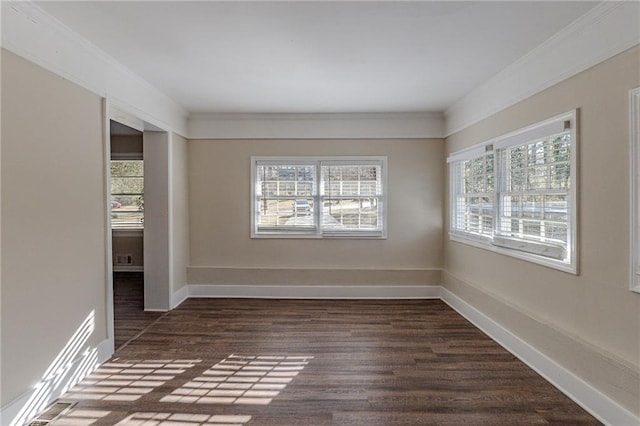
[448,110,578,274]
[630,87,640,293]
[251,156,388,239]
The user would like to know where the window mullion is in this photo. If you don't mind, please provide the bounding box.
[494,149,502,241]
[316,161,323,235]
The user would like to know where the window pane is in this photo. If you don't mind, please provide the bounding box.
[111,177,144,194]
[111,160,143,177]
[111,160,143,229]
[451,154,494,238]
[322,198,381,231]
[322,165,382,197]
[257,198,315,229]
[498,131,571,248]
[321,163,383,233]
[255,163,317,231]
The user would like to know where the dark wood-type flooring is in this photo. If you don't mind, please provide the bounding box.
[49,281,600,425]
[113,272,163,350]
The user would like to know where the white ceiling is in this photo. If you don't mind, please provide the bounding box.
[36,1,599,115]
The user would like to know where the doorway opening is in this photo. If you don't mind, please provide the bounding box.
[109,120,161,349]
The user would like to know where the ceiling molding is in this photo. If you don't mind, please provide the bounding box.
[188,112,444,139]
[444,1,640,137]
[1,1,189,137]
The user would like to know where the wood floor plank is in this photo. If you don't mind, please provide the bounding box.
[48,295,600,425]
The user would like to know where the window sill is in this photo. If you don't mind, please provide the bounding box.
[449,232,577,275]
[252,231,386,239]
[112,228,144,237]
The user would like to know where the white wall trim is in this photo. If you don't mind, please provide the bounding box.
[113,266,144,273]
[172,285,189,309]
[630,87,640,294]
[188,112,444,139]
[1,1,189,136]
[102,99,116,362]
[440,288,639,426]
[0,339,112,426]
[187,284,441,300]
[445,2,640,136]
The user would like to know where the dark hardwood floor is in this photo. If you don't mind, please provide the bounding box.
[50,297,600,425]
[113,272,163,350]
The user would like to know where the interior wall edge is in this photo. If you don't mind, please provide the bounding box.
[442,270,640,419]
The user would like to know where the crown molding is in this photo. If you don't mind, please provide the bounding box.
[445,1,640,137]
[1,1,189,136]
[188,112,444,139]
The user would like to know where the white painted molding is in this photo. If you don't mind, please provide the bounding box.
[631,87,640,294]
[188,112,444,139]
[187,284,441,299]
[441,288,639,426]
[113,266,144,273]
[1,1,189,136]
[102,99,116,368]
[172,285,189,309]
[112,229,144,238]
[445,2,640,136]
[0,339,112,426]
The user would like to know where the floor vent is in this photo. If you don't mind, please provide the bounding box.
[26,402,75,426]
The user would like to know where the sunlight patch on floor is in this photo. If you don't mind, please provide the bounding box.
[49,409,111,426]
[65,359,200,401]
[114,412,252,426]
[160,355,313,406]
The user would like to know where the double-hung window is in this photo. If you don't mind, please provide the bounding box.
[110,157,144,229]
[252,157,386,238]
[450,149,495,242]
[449,111,577,273]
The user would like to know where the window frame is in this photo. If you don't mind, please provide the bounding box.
[448,110,578,274]
[449,147,495,245]
[251,156,388,239]
[630,88,640,293]
[110,152,144,230]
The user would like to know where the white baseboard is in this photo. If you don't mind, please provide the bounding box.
[172,285,189,309]
[187,284,441,299]
[440,288,639,426]
[1,339,112,426]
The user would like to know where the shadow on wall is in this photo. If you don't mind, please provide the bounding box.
[9,311,97,426]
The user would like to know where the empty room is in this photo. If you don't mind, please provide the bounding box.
[1,1,639,425]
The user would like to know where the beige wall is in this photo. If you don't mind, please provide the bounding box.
[171,133,189,294]
[1,50,107,405]
[444,46,640,414]
[112,232,144,270]
[111,134,143,156]
[188,138,443,285]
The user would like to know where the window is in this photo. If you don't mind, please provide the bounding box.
[450,151,495,241]
[252,157,386,238]
[631,87,640,293]
[449,111,577,273]
[111,158,144,229]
